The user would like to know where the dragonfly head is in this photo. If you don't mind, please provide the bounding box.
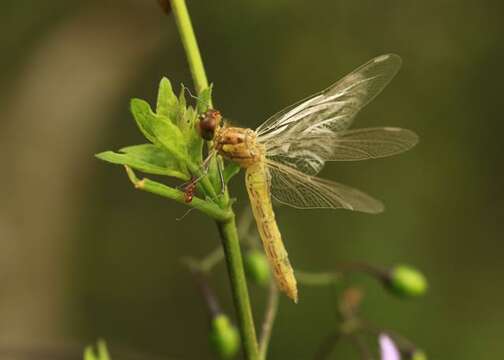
[198,109,222,140]
[215,127,262,167]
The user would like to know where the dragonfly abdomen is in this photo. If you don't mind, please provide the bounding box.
[245,161,298,303]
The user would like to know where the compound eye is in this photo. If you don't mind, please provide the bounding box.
[198,109,221,140]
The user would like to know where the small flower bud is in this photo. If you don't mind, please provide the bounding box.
[379,334,401,360]
[209,314,240,359]
[409,349,427,360]
[387,265,427,298]
[244,250,271,286]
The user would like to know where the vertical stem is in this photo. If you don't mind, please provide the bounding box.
[169,0,211,99]
[169,1,259,358]
[218,217,260,359]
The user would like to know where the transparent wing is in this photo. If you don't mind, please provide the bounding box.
[267,160,384,214]
[268,127,418,174]
[256,54,410,175]
[324,127,419,161]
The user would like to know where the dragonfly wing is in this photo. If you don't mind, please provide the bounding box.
[256,54,411,174]
[267,160,384,214]
[257,54,402,138]
[327,127,419,161]
[267,127,418,174]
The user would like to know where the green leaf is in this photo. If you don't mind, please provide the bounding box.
[130,98,158,144]
[121,144,189,179]
[176,86,187,126]
[156,77,178,120]
[130,99,188,163]
[150,114,188,162]
[182,106,203,163]
[95,144,190,180]
[197,84,213,114]
[224,162,241,184]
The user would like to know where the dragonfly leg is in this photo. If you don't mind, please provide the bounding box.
[176,207,195,221]
[217,157,226,195]
[201,151,216,173]
[181,84,200,101]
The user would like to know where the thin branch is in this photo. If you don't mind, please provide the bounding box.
[349,334,374,360]
[200,246,225,273]
[168,1,258,357]
[296,270,341,286]
[192,269,222,318]
[313,330,342,360]
[259,282,280,360]
[124,166,231,221]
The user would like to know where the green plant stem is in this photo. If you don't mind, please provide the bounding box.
[218,217,259,358]
[125,166,231,221]
[169,0,211,100]
[169,1,259,358]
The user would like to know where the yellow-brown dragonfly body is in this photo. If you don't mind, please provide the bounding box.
[216,127,298,301]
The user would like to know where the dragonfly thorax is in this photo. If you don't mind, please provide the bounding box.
[215,127,264,168]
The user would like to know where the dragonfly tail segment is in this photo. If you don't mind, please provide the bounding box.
[245,161,298,303]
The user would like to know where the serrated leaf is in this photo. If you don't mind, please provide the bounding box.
[156,77,178,120]
[197,84,213,114]
[95,144,190,180]
[177,86,187,125]
[121,144,189,179]
[130,98,157,143]
[175,104,203,164]
[150,114,188,162]
[185,131,203,164]
[224,162,241,183]
[130,99,188,163]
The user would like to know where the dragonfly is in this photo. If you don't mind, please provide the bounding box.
[200,54,418,303]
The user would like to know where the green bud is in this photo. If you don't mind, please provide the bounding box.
[244,250,271,286]
[410,350,427,360]
[209,315,240,359]
[387,265,427,298]
[83,340,110,360]
[83,347,97,360]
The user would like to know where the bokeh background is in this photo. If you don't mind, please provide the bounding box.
[1,0,502,359]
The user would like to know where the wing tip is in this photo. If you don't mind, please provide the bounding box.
[374,53,402,66]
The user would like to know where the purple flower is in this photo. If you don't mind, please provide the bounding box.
[379,334,401,360]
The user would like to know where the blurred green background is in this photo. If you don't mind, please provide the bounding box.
[1,0,502,359]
